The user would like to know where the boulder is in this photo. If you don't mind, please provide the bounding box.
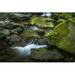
[20,29,40,39]
[9,13,31,22]
[1,29,10,35]
[31,48,63,60]
[46,19,75,54]
[31,16,54,28]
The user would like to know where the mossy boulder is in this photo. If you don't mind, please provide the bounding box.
[31,16,54,28]
[20,29,40,43]
[46,19,75,54]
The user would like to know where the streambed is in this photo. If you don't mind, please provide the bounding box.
[9,25,65,61]
[0,13,75,62]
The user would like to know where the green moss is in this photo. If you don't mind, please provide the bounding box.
[20,29,39,39]
[31,16,54,28]
[47,19,75,54]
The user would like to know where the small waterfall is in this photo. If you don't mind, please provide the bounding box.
[11,25,48,56]
[11,42,47,56]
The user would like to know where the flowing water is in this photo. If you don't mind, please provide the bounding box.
[1,13,75,62]
[11,25,48,56]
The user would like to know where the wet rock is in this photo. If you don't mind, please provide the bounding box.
[10,27,23,34]
[0,21,6,26]
[0,13,9,20]
[9,34,21,43]
[36,29,45,36]
[31,16,54,28]
[0,29,10,39]
[0,40,19,61]
[46,19,75,55]
[31,48,63,60]
[13,13,31,18]
[37,38,48,45]
[20,29,40,39]
[0,21,10,28]
[10,22,25,28]
[9,13,31,22]
[1,29,10,35]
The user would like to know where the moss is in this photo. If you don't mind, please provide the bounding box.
[20,29,39,39]
[31,16,54,28]
[47,19,75,54]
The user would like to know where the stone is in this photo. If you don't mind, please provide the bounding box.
[20,29,40,39]
[47,19,75,54]
[31,48,63,60]
[1,29,10,35]
[31,16,54,28]
[9,13,31,22]
[10,27,23,34]
[10,34,21,42]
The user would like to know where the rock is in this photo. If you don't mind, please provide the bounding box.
[37,38,48,45]
[31,48,63,60]
[10,22,26,28]
[0,21,6,26]
[1,29,10,35]
[36,29,45,36]
[20,29,40,39]
[0,40,19,61]
[10,34,21,43]
[0,21,10,28]
[9,13,31,22]
[10,27,23,34]
[46,19,75,54]
[13,13,31,18]
[31,16,54,28]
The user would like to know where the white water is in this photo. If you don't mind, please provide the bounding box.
[12,44,47,56]
[42,12,51,16]
[30,26,39,31]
